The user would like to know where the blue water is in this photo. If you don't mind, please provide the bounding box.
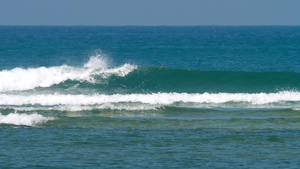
[1,26,300,168]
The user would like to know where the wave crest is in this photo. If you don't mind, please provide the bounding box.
[1,91,300,106]
[0,56,137,92]
[0,112,54,126]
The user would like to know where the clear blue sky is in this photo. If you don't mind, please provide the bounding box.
[1,0,300,26]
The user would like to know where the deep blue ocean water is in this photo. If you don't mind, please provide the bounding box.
[1,26,300,168]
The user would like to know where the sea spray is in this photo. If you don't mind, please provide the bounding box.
[84,54,109,69]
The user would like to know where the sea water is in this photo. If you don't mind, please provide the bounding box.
[1,26,300,168]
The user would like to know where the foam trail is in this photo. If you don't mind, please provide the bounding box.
[1,91,300,106]
[0,57,137,92]
[4,104,159,111]
[0,112,54,126]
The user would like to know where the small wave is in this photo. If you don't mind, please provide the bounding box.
[0,56,137,92]
[5,104,159,111]
[1,91,300,107]
[0,112,54,126]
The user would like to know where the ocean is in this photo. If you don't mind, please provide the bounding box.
[1,26,300,168]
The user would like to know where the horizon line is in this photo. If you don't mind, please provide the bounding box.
[1,24,300,27]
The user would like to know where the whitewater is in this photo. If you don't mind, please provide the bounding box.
[1,91,300,107]
[0,55,137,92]
[0,112,54,126]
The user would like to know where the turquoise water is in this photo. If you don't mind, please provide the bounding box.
[1,26,300,168]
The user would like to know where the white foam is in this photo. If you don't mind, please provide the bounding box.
[0,91,300,107]
[291,107,300,111]
[8,104,159,111]
[0,57,137,92]
[0,112,54,126]
[56,104,158,111]
[98,63,137,78]
[0,65,91,92]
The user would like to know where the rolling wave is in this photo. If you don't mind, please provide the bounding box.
[2,65,300,94]
[0,56,136,92]
[0,112,54,126]
[1,91,300,110]
[2,55,300,112]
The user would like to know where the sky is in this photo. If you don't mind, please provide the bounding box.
[0,0,300,26]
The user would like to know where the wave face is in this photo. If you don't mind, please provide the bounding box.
[98,68,300,94]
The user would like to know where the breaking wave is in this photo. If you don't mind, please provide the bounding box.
[0,112,54,126]
[1,91,300,110]
[0,56,137,92]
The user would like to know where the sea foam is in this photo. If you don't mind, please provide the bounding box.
[0,56,137,92]
[0,112,54,126]
[1,91,300,107]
